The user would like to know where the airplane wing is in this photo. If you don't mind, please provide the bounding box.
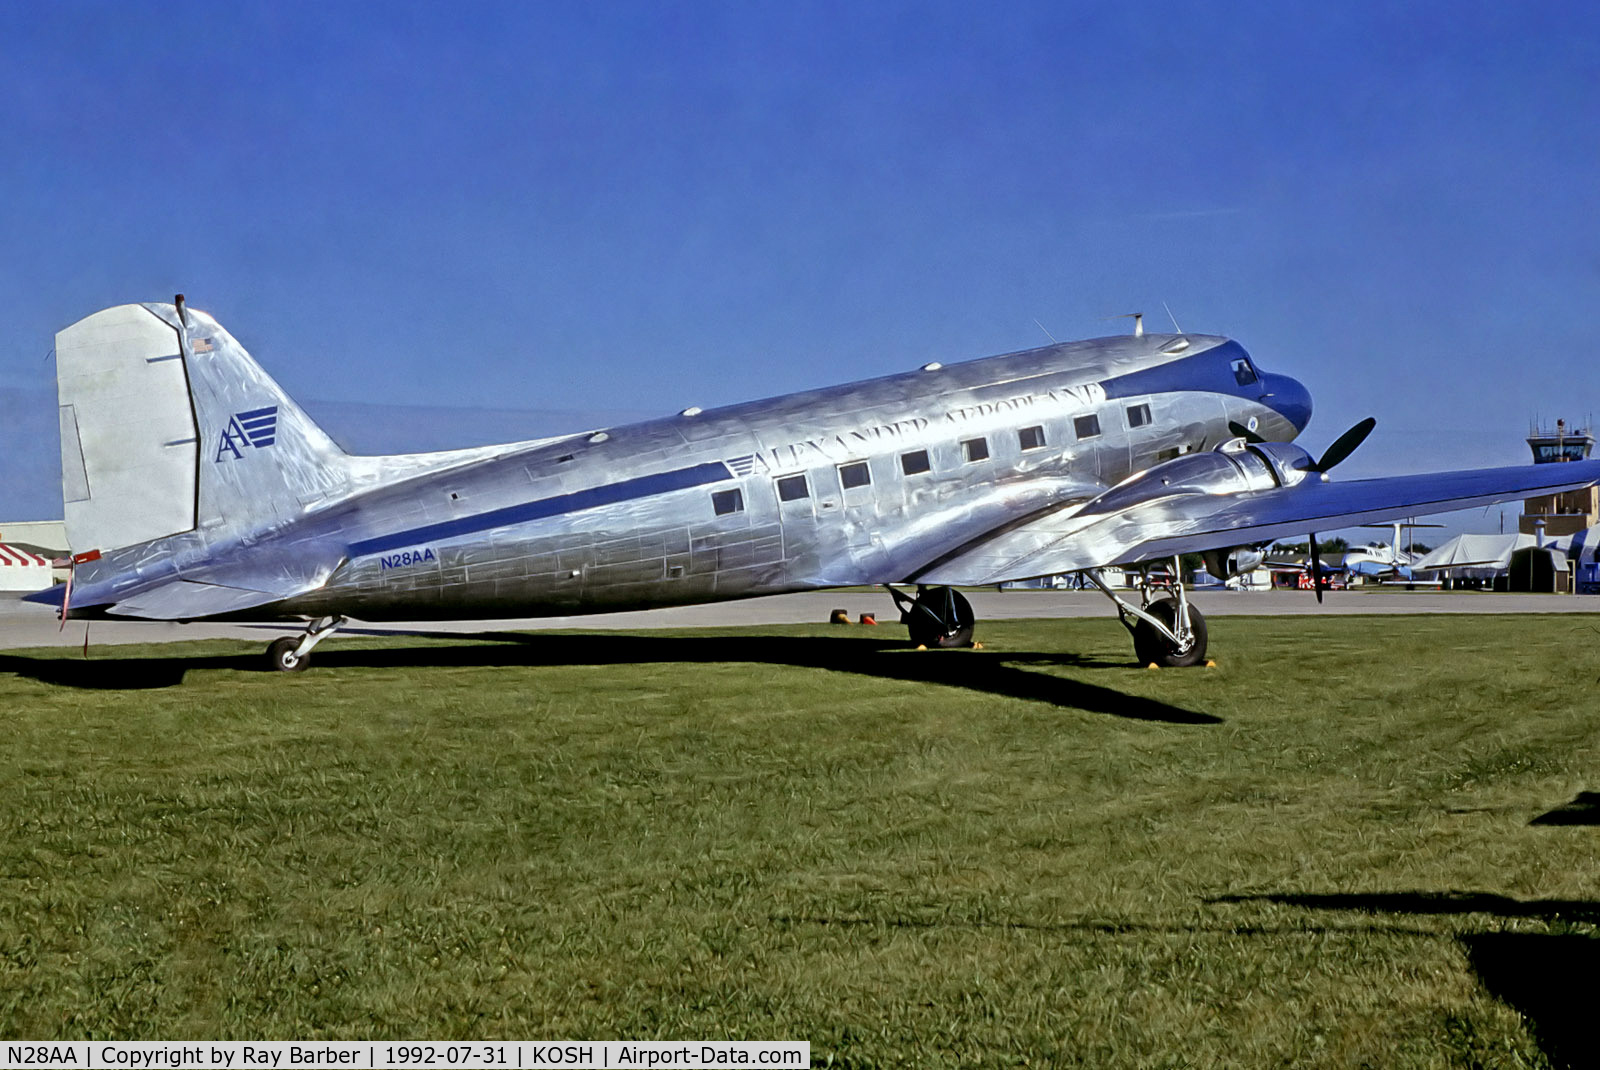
[915,458,1600,585]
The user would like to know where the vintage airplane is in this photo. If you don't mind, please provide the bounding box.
[28,297,1600,670]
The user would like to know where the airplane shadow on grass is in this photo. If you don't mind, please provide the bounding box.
[1530,791,1600,826]
[789,890,1600,1068]
[0,632,1220,725]
[1214,891,1600,1070]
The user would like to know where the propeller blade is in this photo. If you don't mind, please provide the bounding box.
[1308,533,1324,605]
[1314,417,1377,472]
[1227,420,1266,444]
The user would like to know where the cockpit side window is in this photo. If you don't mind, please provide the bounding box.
[1232,357,1259,387]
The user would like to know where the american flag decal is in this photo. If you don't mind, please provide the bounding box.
[191,336,215,353]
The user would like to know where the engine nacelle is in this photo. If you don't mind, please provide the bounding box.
[1081,437,1322,519]
[1201,546,1267,580]
[1081,441,1281,517]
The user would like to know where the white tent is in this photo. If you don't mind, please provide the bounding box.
[1413,534,1537,575]
[1566,526,1600,564]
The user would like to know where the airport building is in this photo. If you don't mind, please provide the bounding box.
[1520,419,1598,538]
[1411,421,1600,593]
[1517,420,1597,592]
[0,520,68,592]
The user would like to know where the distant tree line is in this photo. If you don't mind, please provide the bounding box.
[1270,537,1350,555]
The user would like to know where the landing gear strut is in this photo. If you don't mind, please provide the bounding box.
[266,615,346,672]
[887,585,976,648]
[1084,561,1208,667]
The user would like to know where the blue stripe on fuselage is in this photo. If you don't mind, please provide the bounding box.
[347,461,735,559]
[1099,340,1251,400]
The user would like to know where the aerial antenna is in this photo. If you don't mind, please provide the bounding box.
[1163,301,1184,334]
[1111,312,1144,338]
[1033,318,1059,344]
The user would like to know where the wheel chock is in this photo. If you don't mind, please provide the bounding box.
[916,644,928,651]
[860,613,877,625]
[1146,662,1161,670]
[829,608,850,624]
[972,641,983,649]
[1204,660,1217,668]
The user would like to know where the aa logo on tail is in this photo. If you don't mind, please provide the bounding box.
[216,406,279,461]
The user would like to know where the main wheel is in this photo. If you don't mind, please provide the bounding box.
[267,636,311,672]
[1131,598,1208,667]
[904,587,976,648]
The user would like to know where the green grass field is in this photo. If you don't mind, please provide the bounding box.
[2,614,1599,1067]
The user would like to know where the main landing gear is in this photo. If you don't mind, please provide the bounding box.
[1085,561,1208,667]
[887,585,976,648]
[887,570,1207,666]
[266,615,346,672]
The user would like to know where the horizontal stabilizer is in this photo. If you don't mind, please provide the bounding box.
[107,579,288,620]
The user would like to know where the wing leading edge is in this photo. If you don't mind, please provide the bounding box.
[916,458,1600,585]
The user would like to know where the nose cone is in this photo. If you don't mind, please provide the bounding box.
[1262,373,1312,435]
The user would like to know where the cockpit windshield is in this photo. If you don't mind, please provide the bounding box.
[1231,357,1259,387]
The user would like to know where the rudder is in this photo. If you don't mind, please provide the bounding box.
[55,304,200,553]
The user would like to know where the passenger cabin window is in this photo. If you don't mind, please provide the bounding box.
[1018,426,1046,451]
[712,488,744,516]
[1127,403,1152,428]
[776,474,810,502]
[900,449,932,475]
[1073,415,1101,440]
[839,461,871,489]
[962,437,989,462]
[1232,357,1259,386]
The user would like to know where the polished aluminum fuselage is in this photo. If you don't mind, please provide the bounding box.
[258,333,1300,621]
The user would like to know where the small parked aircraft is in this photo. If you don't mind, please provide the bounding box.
[1342,520,1446,582]
[30,297,1600,669]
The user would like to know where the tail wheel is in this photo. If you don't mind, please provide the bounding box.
[905,587,976,648]
[1132,598,1208,667]
[267,636,311,672]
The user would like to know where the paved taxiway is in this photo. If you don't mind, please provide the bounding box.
[1,588,1595,651]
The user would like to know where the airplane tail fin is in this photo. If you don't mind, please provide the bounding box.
[55,299,350,555]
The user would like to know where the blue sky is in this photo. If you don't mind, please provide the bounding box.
[3,2,1598,537]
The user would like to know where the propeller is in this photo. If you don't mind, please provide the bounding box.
[1308,532,1324,604]
[1312,416,1376,473]
[1227,420,1266,444]
[1229,416,1377,471]
[1244,418,1372,606]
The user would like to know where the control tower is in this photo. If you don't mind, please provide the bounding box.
[1520,418,1598,537]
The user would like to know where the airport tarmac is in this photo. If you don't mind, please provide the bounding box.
[1,587,1595,651]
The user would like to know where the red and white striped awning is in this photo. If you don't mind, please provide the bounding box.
[0,544,51,567]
